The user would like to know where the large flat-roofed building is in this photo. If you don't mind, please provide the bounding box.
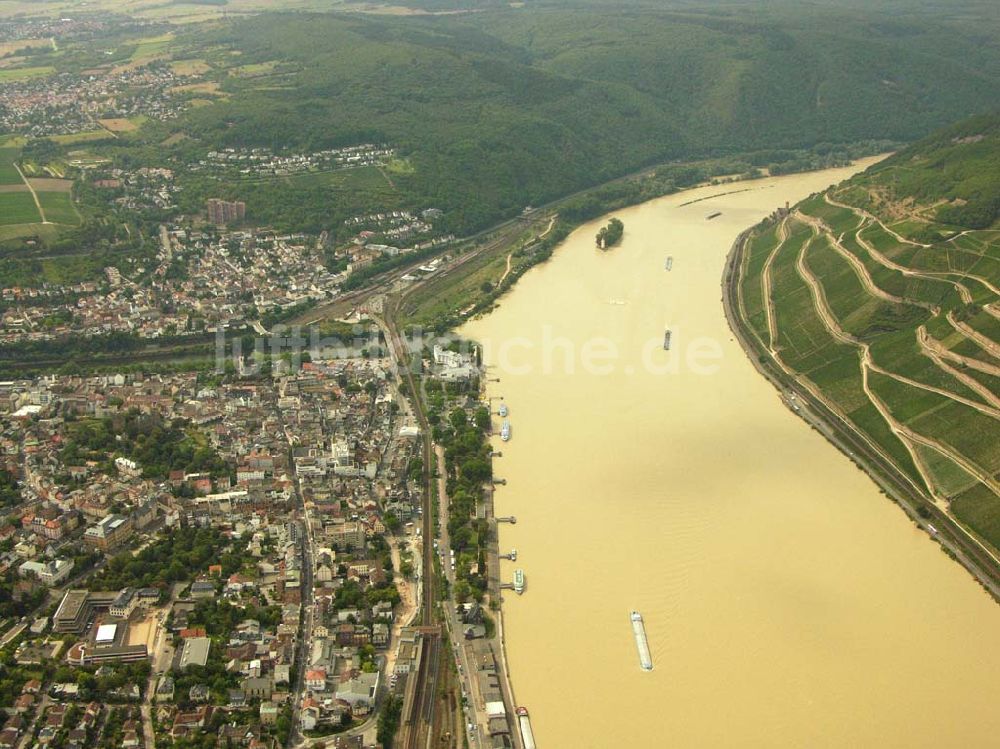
[53,590,90,633]
[179,637,211,669]
[95,623,118,643]
[53,590,120,633]
[66,618,147,666]
[325,520,366,551]
[67,642,148,665]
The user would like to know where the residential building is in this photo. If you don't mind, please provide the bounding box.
[84,514,133,550]
[207,199,246,226]
[18,558,73,585]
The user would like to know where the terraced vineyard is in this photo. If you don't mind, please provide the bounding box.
[733,114,1000,556]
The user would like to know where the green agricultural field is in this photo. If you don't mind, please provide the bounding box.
[739,224,781,346]
[961,368,1000,399]
[49,131,113,146]
[0,65,54,82]
[227,60,281,78]
[36,191,79,225]
[0,148,23,185]
[0,192,42,225]
[769,226,841,370]
[762,229,921,483]
[837,231,956,309]
[914,444,979,499]
[953,484,1000,550]
[868,331,987,406]
[0,223,60,244]
[126,33,175,62]
[804,233,927,340]
[798,195,861,235]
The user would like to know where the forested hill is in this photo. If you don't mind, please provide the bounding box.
[170,4,1000,232]
[733,112,1000,553]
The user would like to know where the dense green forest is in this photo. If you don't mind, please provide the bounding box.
[4,2,999,243]
[153,4,1000,234]
[844,113,1000,231]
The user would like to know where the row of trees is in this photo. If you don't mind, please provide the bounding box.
[427,386,493,603]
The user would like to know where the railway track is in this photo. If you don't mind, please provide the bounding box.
[402,633,440,749]
[292,214,543,328]
[403,637,432,749]
[368,209,555,749]
[383,276,441,749]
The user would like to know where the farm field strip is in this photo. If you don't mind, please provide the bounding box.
[831,192,1000,300]
[792,223,947,496]
[760,217,791,351]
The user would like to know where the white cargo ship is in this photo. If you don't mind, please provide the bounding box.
[631,611,653,671]
[500,419,511,441]
[513,568,525,594]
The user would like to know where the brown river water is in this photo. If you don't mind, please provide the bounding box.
[460,161,1000,748]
